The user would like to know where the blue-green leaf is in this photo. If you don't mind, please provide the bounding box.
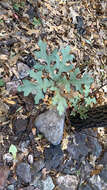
[18,80,37,96]
[9,144,17,159]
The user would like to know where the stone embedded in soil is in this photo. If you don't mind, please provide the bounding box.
[89,175,103,190]
[79,184,93,190]
[13,118,28,135]
[33,158,45,173]
[99,168,107,183]
[41,176,55,190]
[3,153,13,166]
[35,109,65,145]
[16,162,31,184]
[6,80,21,94]
[57,174,78,190]
[7,184,15,190]
[44,144,63,170]
[20,186,35,190]
[24,54,36,68]
[67,143,88,162]
[67,129,102,163]
[98,152,107,166]
[31,174,55,190]
[17,62,30,79]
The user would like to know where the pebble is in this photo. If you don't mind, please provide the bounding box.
[31,174,55,190]
[35,108,65,145]
[17,62,30,79]
[6,81,21,94]
[13,118,28,135]
[41,176,55,190]
[57,174,78,190]
[7,184,15,190]
[33,158,45,173]
[44,144,63,170]
[16,162,31,184]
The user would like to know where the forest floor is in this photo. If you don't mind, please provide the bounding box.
[0,0,107,189]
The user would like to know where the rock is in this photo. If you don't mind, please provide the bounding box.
[60,158,74,174]
[31,173,42,188]
[79,184,93,190]
[13,118,28,135]
[99,168,107,183]
[35,109,65,145]
[3,153,13,166]
[26,6,36,19]
[67,143,89,162]
[18,140,30,153]
[16,162,31,184]
[41,176,55,190]
[67,129,102,163]
[0,1,10,9]
[75,16,86,35]
[6,80,21,94]
[17,62,30,79]
[28,154,34,165]
[7,184,15,190]
[44,144,63,170]
[21,186,35,190]
[33,158,45,173]
[31,174,55,190]
[89,175,102,190]
[86,135,102,159]
[78,161,93,181]
[98,152,107,166]
[24,54,36,68]
[57,175,78,190]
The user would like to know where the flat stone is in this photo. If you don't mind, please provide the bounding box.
[16,162,31,184]
[17,62,30,79]
[31,174,55,190]
[6,81,21,94]
[33,158,45,173]
[98,152,107,166]
[42,176,55,190]
[35,108,65,145]
[13,118,28,135]
[44,144,63,170]
[7,184,15,190]
[57,175,78,190]
[100,168,107,183]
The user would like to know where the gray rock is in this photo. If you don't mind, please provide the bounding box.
[32,174,55,190]
[79,184,93,190]
[100,168,107,183]
[31,173,42,188]
[6,80,21,94]
[0,2,10,9]
[89,175,102,190]
[16,162,31,184]
[68,129,102,162]
[33,158,45,173]
[17,62,30,79]
[22,186,35,190]
[98,152,107,166]
[57,174,78,190]
[42,176,55,190]
[35,108,65,145]
[7,184,14,190]
[44,144,63,170]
